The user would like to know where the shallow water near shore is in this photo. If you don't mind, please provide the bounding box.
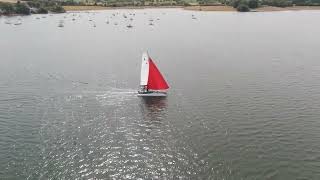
[1,9,320,179]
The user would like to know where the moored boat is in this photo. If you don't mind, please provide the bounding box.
[14,21,22,25]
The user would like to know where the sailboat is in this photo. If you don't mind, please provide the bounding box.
[5,20,11,24]
[138,52,169,97]
[14,21,22,25]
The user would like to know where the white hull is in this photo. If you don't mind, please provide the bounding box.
[137,92,167,97]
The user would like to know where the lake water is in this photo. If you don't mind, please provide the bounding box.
[1,8,320,179]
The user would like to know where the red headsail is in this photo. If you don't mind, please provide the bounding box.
[147,58,169,90]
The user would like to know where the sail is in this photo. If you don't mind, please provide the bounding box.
[147,58,169,90]
[140,52,149,86]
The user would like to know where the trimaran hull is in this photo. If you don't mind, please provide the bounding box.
[137,91,167,97]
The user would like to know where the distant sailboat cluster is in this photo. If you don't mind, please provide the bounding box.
[54,11,162,28]
[2,10,199,30]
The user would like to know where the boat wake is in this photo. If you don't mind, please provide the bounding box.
[95,88,137,106]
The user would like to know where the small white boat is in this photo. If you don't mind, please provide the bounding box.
[58,20,64,27]
[138,52,169,97]
[4,20,11,24]
[14,21,22,25]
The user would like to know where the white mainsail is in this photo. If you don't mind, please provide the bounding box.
[140,52,149,86]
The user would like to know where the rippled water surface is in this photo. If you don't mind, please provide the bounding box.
[1,9,320,179]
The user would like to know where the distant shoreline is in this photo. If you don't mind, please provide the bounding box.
[185,5,320,12]
[63,5,320,12]
[62,5,183,12]
[255,5,320,11]
[2,3,320,16]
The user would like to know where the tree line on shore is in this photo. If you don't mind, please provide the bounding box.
[1,0,320,15]
[62,0,320,11]
[36,0,320,7]
[229,0,320,11]
[0,0,65,15]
